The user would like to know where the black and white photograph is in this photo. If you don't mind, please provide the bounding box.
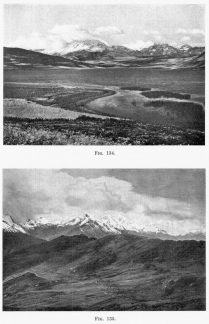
[1,1,208,322]
[3,169,206,311]
[3,4,205,145]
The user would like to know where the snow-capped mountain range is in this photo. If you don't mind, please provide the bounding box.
[2,214,205,241]
[4,43,205,70]
[40,40,204,58]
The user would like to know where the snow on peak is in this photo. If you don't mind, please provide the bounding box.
[43,39,109,56]
[3,214,15,226]
[21,216,51,229]
[178,44,192,51]
[78,214,94,226]
[37,216,50,224]
[3,214,26,233]
[27,219,36,225]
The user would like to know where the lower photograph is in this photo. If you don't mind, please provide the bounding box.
[3,169,206,311]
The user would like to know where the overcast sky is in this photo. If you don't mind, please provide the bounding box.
[3,169,205,235]
[4,4,205,51]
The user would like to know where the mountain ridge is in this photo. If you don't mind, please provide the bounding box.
[40,40,204,58]
[3,213,205,241]
[4,44,205,69]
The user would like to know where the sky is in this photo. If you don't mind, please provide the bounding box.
[3,169,205,235]
[4,4,205,51]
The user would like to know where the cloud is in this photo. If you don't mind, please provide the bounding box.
[181,36,191,42]
[190,29,205,36]
[8,24,125,52]
[175,28,204,36]
[65,175,133,213]
[140,30,165,44]
[143,30,160,35]
[175,28,188,34]
[9,24,95,51]
[9,34,47,50]
[3,170,134,222]
[49,24,91,42]
[155,35,163,41]
[94,26,124,36]
[124,40,154,50]
[3,170,205,235]
[169,41,178,47]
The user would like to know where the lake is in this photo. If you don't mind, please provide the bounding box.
[4,68,205,103]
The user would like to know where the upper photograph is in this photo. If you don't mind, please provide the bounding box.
[3,4,205,145]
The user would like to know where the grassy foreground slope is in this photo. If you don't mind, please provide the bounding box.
[3,234,205,311]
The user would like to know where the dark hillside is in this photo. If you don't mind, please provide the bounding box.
[3,232,45,256]
[3,234,205,310]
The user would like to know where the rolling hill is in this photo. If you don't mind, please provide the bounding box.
[3,47,91,69]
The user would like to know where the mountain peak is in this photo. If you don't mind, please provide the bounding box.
[43,39,109,56]
[37,216,50,224]
[3,214,26,234]
[139,43,180,56]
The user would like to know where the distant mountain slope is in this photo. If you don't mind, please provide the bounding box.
[177,44,204,56]
[64,45,141,60]
[186,46,205,57]
[138,44,180,57]
[183,51,205,69]
[3,232,45,257]
[3,47,90,68]
[3,234,95,277]
[4,233,205,279]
